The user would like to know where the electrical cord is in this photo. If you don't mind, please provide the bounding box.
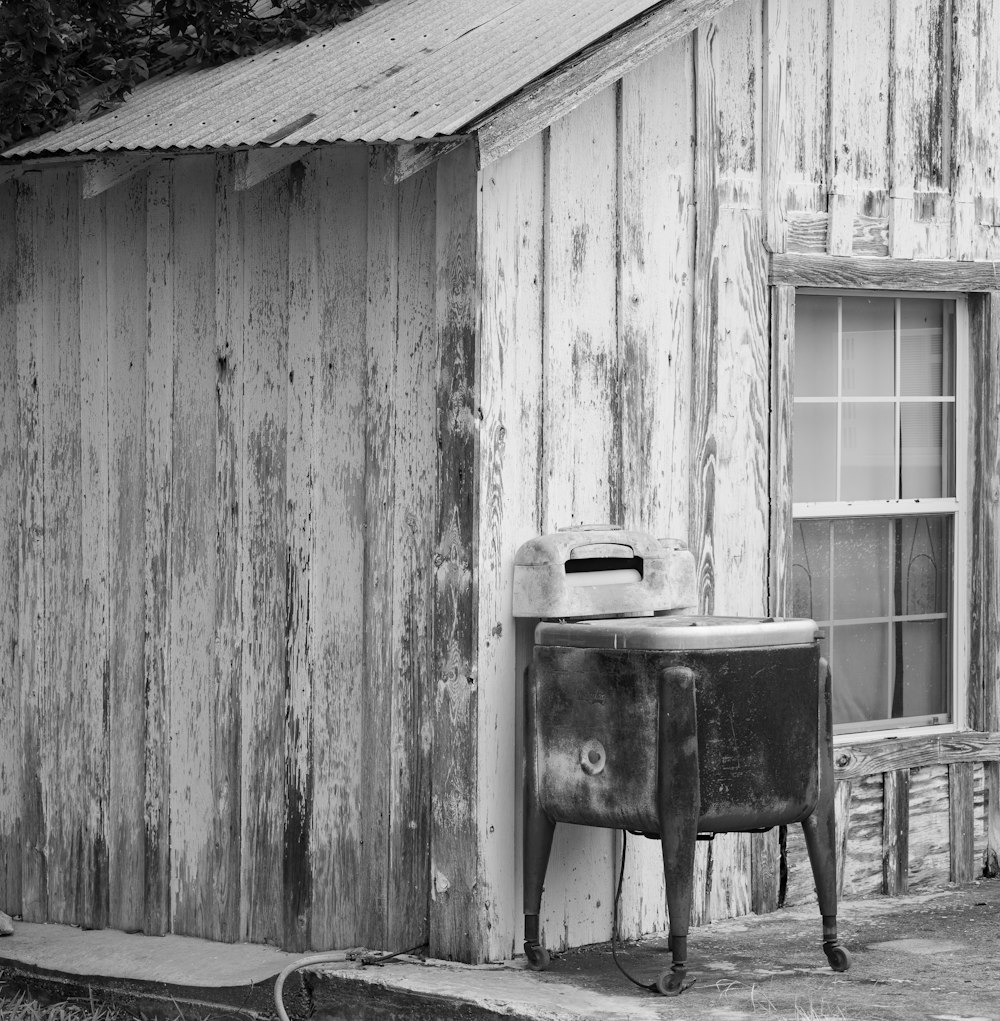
[612,830,695,996]
[273,942,428,1021]
[611,830,657,991]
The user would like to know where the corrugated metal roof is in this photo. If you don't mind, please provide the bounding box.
[3,0,663,158]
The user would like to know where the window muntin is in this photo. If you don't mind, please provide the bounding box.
[791,293,963,735]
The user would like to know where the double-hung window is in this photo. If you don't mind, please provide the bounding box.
[791,292,967,736]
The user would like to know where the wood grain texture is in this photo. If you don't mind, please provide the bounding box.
[770,253,1000,290]
[540,91,619,950]
[79,181,111,932]
[143,161,173,935]
[617,42,695,939]
[761,0,789,252]
[952,0,1000,260]
[0,179,22,917]
[888,0,952,259]
[212,154,245,943]
[772,0,829,217]
[768,284,794,619]
[240,169,291,946]
[829,0,892,251]
[282,157,317,952]
[105,174,148,933]
[476,134,545,961]
[15,173,49,923]
[429,142,480,961]
[389,163,438,950]
[882,769,909,895]
[949,762,975,883]
[985,760,1000,876]
[168,156,231,941]
[834,733,1000,780]
[308,146,373,948]
[362,147,399,952]
[40,169,97,926]
[908,764,951,891]
[473,0,744,167]
[969,293,1000,736]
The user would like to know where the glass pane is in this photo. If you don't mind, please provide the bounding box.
[830,623,890,725]
[842,296,895,397]
[795,295,839,397]
[792,520,831,621]
[899,516,950,617]
[841,402,895,499]
[898,620,949,719]
[900,299,945,396]
[832,518,892,619]
[900,403,953,498]
[793,403,837,501]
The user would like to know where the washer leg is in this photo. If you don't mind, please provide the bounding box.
[523,664,555,970]
[656,666,700,995]
[801,657,851,973]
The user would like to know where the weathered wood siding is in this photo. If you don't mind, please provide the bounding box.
[476,0,1000,961]
[0,145,479,954]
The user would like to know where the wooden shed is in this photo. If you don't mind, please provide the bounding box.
[1,0,999,967]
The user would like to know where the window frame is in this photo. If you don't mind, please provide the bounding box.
[791,288,970,744]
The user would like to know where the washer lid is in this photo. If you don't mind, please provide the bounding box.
[535,614,820,650]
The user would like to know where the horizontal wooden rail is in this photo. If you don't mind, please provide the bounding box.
[834,732,1000,781]
[770,253,1000,291]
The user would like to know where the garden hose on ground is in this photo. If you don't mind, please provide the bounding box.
[273,943,428,1021]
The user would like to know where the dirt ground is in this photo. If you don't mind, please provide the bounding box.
[542,878,1000,1020]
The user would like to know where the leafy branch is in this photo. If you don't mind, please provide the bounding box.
[0,0,373,151]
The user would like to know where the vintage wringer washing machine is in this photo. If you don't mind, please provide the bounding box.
[513,527,850,994]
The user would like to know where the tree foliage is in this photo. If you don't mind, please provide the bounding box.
[0,0,373,150]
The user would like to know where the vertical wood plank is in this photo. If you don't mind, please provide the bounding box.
[828,0,892,253]
[388,164,437,950]
[949,761,975,883]
[617,41,696,939]
[309,146,373,948]
[168,155,230,940]
[777,0,831,250]
[690,4,767,926]
[477,135,545,962]
[985,760,1000,877]
[540,90,619,949]
[889,0,952,259]
[40,169,95,926]
[429,142,480,961]
[768,285,795,622]
[544,90,619,529]
[79,183,111,931]
[758,281,794,922]
[362,146,399,951]
[15,172,48,922]
[951,0,1000,260]
[762,0,790,252]
[212,154,245,942]
[882,769,909,895]
[0,179,23,917]
[143,161,173,935]
[105,173,148,933]
[240,169,290,946]
[968,293,1000,736]
[283,156,317,951]
[908,764,951,891]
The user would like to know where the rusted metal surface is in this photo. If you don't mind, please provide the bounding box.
[531,643,820,833]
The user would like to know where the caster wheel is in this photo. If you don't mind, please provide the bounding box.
[825,945,851,973]
[524,942,550,971]
[654,968,690,996]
